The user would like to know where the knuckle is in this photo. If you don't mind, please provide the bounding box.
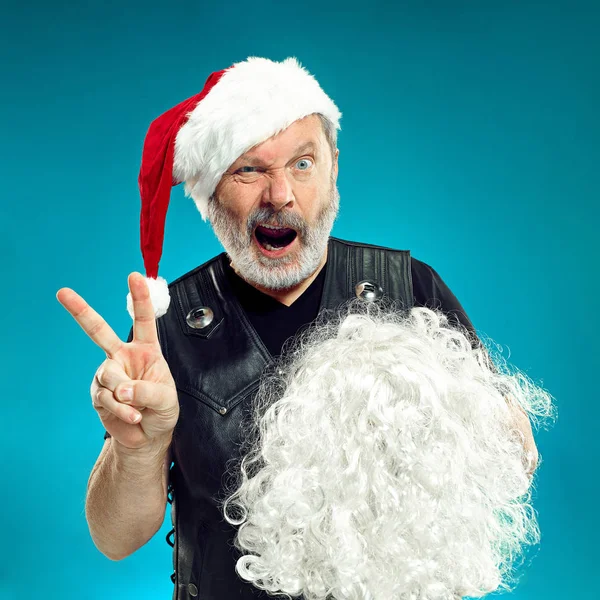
[96,364,106,385]
[88,320,104,337]
[92,388,105,410]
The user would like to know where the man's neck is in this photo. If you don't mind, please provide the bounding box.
[230,248,328,307]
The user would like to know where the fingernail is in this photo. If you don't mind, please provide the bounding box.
[119,386,133,401]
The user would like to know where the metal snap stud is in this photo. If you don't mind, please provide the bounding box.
[188,582,198,597]
[186,306,214,329]
[219,407,227,415]
[355,280,384,302]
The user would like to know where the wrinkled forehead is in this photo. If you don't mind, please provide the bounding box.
[231,114,327,167]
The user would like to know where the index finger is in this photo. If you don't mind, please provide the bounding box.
[128,272,159,345]
[56,288,124,358]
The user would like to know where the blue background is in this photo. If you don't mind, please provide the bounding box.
[1,1,597,598]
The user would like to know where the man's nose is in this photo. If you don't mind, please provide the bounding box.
[263,170,295,210]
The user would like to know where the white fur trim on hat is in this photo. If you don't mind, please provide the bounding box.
[173,56,342,221]
[126,276,171,320]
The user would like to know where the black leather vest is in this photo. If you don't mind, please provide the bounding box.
[157,237,414,600]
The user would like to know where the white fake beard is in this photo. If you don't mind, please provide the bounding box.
[207,177,339,291]
[218,301,557,600]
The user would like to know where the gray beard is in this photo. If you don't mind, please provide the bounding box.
[207,181,340,291]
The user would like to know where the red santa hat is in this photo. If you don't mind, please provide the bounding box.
[126,56,342,319]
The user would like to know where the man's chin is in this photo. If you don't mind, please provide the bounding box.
[230,250,311,291]
[244,263,305,291]
[227,235,327,291]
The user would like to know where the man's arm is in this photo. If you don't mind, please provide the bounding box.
[87,324,173,560]
[411,258,539,475]
[410,257,481,349]
[86,435,172,561]
[505,395,539,477]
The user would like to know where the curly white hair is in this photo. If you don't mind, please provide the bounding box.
[219,301,557,600]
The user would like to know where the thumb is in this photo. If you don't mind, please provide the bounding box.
[115,379,176,414]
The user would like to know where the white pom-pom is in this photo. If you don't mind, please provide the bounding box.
[126,275,171,320]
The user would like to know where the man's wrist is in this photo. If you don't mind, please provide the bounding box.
[110,435,172,473]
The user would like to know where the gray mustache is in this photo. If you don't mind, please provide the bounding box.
[246,208,307,237]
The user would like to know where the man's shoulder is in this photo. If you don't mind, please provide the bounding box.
[330,236,431,276]
[409,255,438,281]
[331,236,410,254]
[165,252,225,289]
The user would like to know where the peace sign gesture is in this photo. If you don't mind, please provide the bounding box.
[56,273,179,451]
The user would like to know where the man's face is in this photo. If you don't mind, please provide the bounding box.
[207,113,340,290]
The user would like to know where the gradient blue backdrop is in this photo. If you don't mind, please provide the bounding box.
[1,1,597,598]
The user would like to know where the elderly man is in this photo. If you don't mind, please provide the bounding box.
[57,56,538,600]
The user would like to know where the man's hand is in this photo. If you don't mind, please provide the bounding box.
[56,272,180,451]
[506,396,539,476]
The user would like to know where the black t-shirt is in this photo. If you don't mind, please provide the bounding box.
[222,255,329,358]
[222,253,481,358]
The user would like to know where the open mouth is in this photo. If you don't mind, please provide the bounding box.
[254,225,298,251]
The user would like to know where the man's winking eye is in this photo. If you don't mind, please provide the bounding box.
[233,141,317,176]
[236,158,314,175]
